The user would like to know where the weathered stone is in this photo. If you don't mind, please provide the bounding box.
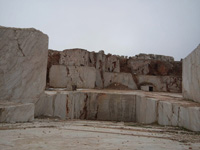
[137,75,182,93]
[182,44,200,103]
[105,55,120,72]
[96,50,106,71]
[136,96,158,124]
[0,26,48,103]
[35,91,67,119]
[0,101,34,123]
[59,49,90,66]
[103,72,138,90]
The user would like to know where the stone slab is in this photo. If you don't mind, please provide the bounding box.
[182,44,200,103]
[49,65,96,89]
[35,92,67,119]
[0,26,48,103]
[0,101,34,123]
[136,96,158,124]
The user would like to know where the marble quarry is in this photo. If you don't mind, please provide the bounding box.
[0,26,200,132]
[48,48,182,92]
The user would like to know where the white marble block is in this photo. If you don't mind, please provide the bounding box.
[136,96,158,124]
[0,101,34,123]
[35,91,67,119]
[0,26,48,103]
[182,44,200,103]
[158,101,180,126]
[179,106,200,131]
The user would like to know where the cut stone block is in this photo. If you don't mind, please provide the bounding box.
[136,96,158,124]
[96,93,136,122]
[0,26,48,103]
[104,72,138,90]
[35,92,67,119]
[49,65,96,89]
[183,44,200,103]
[179,106,200,132]
[49,65,70,88]
[158,101,180,126]
[67,66,96,89]
[0,101,34,123]
[66,92,136,122]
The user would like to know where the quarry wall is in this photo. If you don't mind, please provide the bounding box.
[183,44,200,103]
[48,49,182,93]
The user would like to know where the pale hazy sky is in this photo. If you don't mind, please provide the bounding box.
[0,0,200,60]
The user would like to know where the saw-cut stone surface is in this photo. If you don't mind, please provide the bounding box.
[103,72,138,90]
[0,101,34,123]
[37,89,200,131]
[179,106,200,132]
[49,65,96,89]
[136,96,158,124]
[35,92,67,119]
[182,44,200,103]
[0,26,48,103]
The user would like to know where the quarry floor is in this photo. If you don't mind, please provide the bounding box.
[0,118,200,150]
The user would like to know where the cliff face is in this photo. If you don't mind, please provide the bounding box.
[47,49,182,93]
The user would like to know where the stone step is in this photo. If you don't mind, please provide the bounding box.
[36,89,200,131]
[0,101,34,123]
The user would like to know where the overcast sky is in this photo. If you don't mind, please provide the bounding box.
[0,0,200,60]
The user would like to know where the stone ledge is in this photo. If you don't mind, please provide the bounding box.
[0,101,34,123]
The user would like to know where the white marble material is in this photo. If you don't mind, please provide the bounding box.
[49,65,96,89]
[182,44,200,103]
[137,75,182,93]
[158,101,179,126]
[0,26,48,103]
[136,96,158,124]
[0,101,34,123]
[35,92,67,119]
[103,72,138,89]
[179,106,200,131]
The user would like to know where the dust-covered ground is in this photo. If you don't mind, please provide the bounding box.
[0,118,200,150]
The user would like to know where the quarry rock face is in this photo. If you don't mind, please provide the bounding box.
[182,44,200,103]
[47,49,182,92]
[137,75,182,92]
[0,26,48,103]
[49,65,96,89]
[103,72,137,90]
